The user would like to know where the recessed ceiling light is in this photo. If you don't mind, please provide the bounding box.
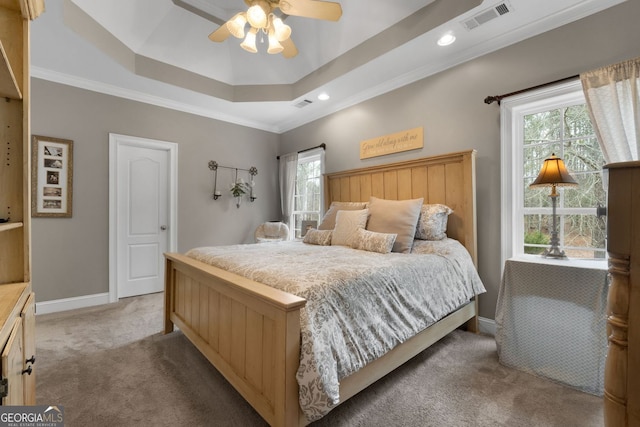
[318,92,330,101]
[437,33,456,47]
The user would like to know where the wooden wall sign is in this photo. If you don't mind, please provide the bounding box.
[359,127,423,159]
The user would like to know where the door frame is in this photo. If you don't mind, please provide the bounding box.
[108,133,178,303]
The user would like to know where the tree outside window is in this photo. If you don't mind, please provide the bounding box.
[291,151,323,239]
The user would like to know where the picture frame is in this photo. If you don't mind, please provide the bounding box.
[300,220,317,237]
[31,135,73,217]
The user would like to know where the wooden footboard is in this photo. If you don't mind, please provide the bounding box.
[164,252,306,426]
[165,252,478,427]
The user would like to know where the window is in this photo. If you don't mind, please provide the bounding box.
[290,149,324,239]
[501,80,606,264]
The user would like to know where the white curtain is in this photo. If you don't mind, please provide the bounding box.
[581,57,640,163]
[278,152,298,234]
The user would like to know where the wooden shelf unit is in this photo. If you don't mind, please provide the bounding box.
[0,40,22,99]
[604,161,640,427]
[0,0,43,406]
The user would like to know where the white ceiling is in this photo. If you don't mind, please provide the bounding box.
[30,0,624,133]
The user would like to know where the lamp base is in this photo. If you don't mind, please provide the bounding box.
[541,246,568,259]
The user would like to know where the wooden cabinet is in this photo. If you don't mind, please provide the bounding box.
[603,160,640,427]
[0,0,43,406]
[0,284,35,405]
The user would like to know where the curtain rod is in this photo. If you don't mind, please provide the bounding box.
[484,75,579,105]
[277,143,326,159]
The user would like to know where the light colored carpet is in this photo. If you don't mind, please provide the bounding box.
[35,293,603,426]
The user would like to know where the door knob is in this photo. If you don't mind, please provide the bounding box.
[160,225,167,231]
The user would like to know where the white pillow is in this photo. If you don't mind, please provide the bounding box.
[331,209,369,247]
[318,201,368,230]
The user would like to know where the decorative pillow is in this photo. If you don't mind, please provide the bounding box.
[352,228,397,254]
[303,229,333,246]
[317,201,367,230]
[331,209,369,247]
[415,204,453,240]
[366,196,423,253]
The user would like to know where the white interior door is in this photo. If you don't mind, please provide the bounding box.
[109,134,177,300]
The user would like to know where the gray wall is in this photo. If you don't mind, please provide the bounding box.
[31,81,280,302]
[279,0,640,319]
[31,0,640,319]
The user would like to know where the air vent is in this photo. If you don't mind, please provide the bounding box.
[293,99,313,108]
[462,1,512,30]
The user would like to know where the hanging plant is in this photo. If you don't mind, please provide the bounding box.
[230,179,250,207]
[230,180,249,197]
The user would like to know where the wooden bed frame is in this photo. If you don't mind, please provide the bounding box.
[164,150,479,426]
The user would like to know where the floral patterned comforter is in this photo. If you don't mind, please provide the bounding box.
[186,238,485,422]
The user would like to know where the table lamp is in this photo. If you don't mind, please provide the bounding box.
[529,153,578,258]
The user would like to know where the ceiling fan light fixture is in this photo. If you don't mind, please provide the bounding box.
[227,12,247,39]
[267,30,284,54]
[271,15,291,42]
[240,27,258,53]
[246,0,270,28]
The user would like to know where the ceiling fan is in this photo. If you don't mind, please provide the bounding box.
[208,0,342,58]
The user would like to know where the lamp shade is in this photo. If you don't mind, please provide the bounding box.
[530,153,578,188]
[226,12,247,39]
[240,27,258,53]
[246,0,269,28]
[271,15,291,41]
[267,29,284,54]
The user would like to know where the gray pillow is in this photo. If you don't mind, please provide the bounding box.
[415,204,453,240]
[366,196,423,253]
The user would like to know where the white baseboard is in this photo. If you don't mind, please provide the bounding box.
[36,292,111,315]
[478,316,496,336]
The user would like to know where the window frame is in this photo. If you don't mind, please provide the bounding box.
[289,148,325,239]
[500,79,602,266]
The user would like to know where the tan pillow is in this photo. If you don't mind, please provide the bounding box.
[352,228,397,254]
[303,229,332,246]
[318,201,367,230]
[415,204,453,240]
[366,196,423,253]
[331,209,369,247]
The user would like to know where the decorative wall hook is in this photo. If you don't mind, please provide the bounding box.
[249,166,258,202]
[208,161,221,199]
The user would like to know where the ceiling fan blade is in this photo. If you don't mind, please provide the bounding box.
[281,37,298,58]
[279,0,342,21]
[208,24,231,42]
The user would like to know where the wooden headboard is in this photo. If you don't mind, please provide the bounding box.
[324,150,477,266]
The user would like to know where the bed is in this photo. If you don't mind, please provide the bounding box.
[164,150,481,426]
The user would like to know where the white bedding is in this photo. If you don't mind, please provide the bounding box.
[186,238,485,422]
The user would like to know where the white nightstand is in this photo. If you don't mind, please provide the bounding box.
[495,255,608,395]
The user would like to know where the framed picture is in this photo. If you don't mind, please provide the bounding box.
[300,220,317,237]
[31,135,73,217]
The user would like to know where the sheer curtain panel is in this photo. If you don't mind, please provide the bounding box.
[279,152,298,235]
[581,57,640,163]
